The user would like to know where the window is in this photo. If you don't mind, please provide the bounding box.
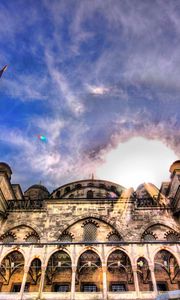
[111,283,126,292]
[53,284,70,292]
[75,184,82,189]
[157,282,168,291]
[83,222,97,241]
[26,234,39,243]
[108,233,121,242]
[82,284,97,292]
[59,233,73,242]
[87,190,93,198]
[11,283,21,292]
[65,186,71,193]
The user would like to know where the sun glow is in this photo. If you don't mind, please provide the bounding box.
[96,137,178,189]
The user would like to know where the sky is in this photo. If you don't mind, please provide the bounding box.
[0,0,179,192]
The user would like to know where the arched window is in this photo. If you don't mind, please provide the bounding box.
[56,191,61,198]
[25,234,39,243]
[164,231,180,242]
[83,221,98,241]
[107,231,122,242]
[75,184,82,189]
[65,186,71,193]
[141,230,157,241]
[58,231,73,242]
[0,232,15,243]
[87,190,93,199]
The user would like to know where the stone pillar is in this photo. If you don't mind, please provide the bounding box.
[71,265,76,300]
[38,265,46,299]
[132,266,140,298]
[20,265,29,300]
[149,265,158,295]
[102,265,107,300]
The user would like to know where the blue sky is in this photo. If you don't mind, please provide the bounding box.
[0,0,179,191]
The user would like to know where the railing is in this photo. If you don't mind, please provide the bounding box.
[136,198,157,207]
[7,199,44,210]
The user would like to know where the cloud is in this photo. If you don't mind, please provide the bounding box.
[86,84,110,95]
[0,0,179,191]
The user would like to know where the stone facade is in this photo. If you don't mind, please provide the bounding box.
[0,161,179,300]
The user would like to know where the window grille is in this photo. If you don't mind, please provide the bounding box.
[2,235,15,243]
[108,234,121,242]
[54,284,69,292]
[165,231,179,242]
[142,231,156,241]
[59,234,72,242]
[82,284,97,292]
[26,234,39,243]
[83,223,97,241]
[111,283,126,292]
[143,234,156,241]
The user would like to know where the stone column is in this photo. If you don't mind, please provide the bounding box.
[71,265,76,300]
[149,265,158,295]
[132,266,140,298]
[38,265,46,298]
[102,265,107,300]
[20,265,29,300]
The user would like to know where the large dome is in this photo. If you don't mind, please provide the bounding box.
[50,179,125,199]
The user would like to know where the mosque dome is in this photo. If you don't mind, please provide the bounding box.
[0,162,12,179]
[24,184,50,200]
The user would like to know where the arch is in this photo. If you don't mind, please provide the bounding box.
[138,221,180,241]
[152,247,180,267]
[44,248,72,270]
[137,257,153,291]
[154,249,180,292]
[105,247,133,266]
[134,255,151,266]
[75,246,103,267]
[76,249,102,292]
[0,250,25,292]
[54,213,124,240]
[43,250,72,293]
[141,223,180,242]
[107,249,134,292]
[2,222,43,239]
[0,248,26,265]
[26,258,41,292]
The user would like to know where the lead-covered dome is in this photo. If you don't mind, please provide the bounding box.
[51,179,124,199]
[24,184,49,200]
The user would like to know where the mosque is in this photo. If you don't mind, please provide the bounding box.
[0,160,179,300]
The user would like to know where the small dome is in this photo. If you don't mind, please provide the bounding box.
[169,160,180,174]
[24,184,49,200]
[0,162,12,179]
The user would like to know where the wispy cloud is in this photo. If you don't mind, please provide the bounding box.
[0,0,179,190]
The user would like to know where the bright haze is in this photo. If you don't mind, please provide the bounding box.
[0,0,179,191]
